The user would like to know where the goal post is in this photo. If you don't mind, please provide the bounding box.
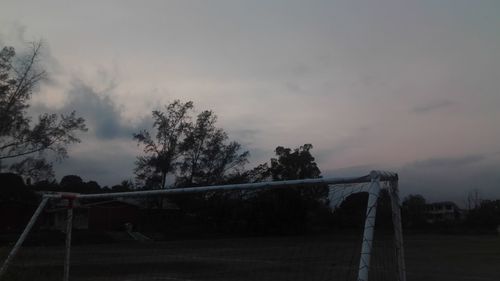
[0,170,405,281]
[0,197,50,278]
[356,171,405,281]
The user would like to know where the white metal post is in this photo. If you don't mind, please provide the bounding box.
[63,197,75,281]
[69,174,394,201]
[357,173,381,281]
[389,181,407,281]
[0,197,49,278]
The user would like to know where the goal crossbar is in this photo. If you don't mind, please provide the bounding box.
[43,170,398,201]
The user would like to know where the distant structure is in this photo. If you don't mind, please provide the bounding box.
[425,201,464,223]
[41,198,179,232]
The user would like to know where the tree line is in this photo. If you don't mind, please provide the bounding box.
[0,43,322,190]
[0,42,331,234]
[3,42,499,235]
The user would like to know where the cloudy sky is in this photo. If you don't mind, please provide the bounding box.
[1,0,499,204]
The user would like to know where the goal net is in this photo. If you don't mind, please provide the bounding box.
[0,170,405,281]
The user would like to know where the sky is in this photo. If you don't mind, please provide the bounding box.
[1,0,499,204]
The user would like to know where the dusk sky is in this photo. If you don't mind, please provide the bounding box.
[1,0,499,204]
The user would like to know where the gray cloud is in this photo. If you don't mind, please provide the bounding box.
[0,23,61,87]
[65,80,131,139]
[30,79,149,185]
[49,79,150,140]
[398,154,500,205]
[53,140,138,186]
[284,81,303,94]
[406,155,485,169]
[0,22,26,48]
[323,154,500,206]
[322,165,374,178]
[228,128,260,145]
[412,100,456,114]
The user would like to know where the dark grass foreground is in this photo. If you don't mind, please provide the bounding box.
[1,234,499,281]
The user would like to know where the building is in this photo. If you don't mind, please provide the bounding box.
[425,201,463,223]
[42,199,141,231]
[42,197,180,232]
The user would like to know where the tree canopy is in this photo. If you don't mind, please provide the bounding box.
[246,144,321,183]
[0,43,86,182]
[134,100,193,188]
[177,110,249,187]
[134,100,249,189]
[269,144,321,180]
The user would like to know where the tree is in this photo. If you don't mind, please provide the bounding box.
[177,110,249,187]
[134,100,193,188]
[245,163,271,183]
[31,178,59,192]
[270,144,321,180]
[60,174,84,192]
[171,110,249,228]
[9,157,54,183]
[243,144,326,234]
[269,144,325,199]
[134,101,250,189]
[0,172,36,202]
[402,194,428,228]
[59,175,103,193]
[111,180,134,192]
[466,199,500,230]
[0,43,86,180]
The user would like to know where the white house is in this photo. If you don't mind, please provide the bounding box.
[425,201,463,223]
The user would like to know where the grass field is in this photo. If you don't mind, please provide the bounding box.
[404,234,500,281]
[1,234,499,281]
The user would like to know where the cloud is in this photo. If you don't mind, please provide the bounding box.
[228,128,260,144]
[398,154,500,205]
[29,78,150,185]
[412,100,456,114]
[323,154,500,207]
[406,155,485,169]
[53,139,139,186]
[284,81,303,94]
[64,80,134,139]
[322,165,374,178]
[0,22,26,47]
[33,78,150,140]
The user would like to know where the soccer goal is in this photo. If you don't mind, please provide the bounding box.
[0,170,405,281]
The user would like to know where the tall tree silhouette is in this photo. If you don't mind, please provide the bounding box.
[0,42,86,180]
[177,110,249,186]
[134,101,249,188]
[134,100,194,188]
